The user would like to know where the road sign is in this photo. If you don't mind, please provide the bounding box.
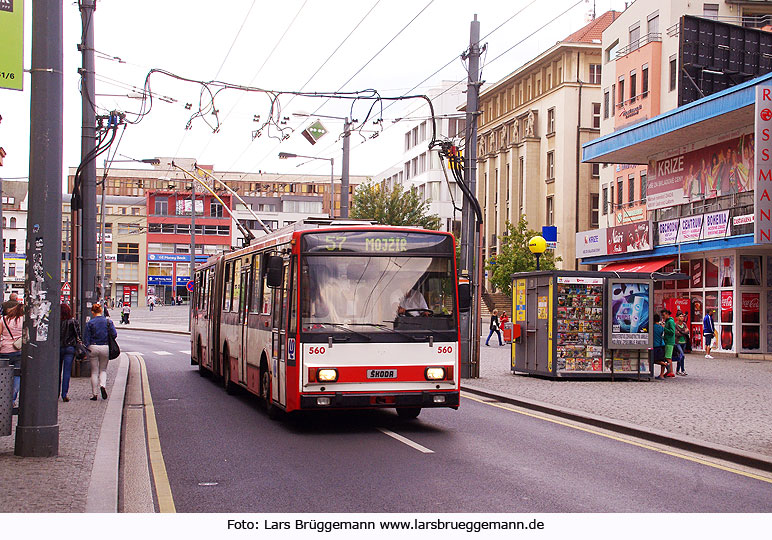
[62,282,71,294]
[301,120,327,145]
[186,280,195,293]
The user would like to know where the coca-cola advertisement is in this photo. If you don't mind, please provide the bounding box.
[691,325,703,350]
[690,259,703,288]
[606,222,652,255]
[705,257,719,287]
[742,293,760,324]
[739,256,761,286]
[721,291,734,324]
[742,326,760,350]
[647,133,754,210]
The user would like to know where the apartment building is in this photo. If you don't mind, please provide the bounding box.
[2,180,27,299]
[475,12,618,278]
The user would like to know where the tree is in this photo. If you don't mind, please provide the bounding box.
[350,181,441,230]
[485,216,561,296]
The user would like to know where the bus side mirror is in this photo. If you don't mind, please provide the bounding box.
[458,283,471,312]
[266,256,283,288]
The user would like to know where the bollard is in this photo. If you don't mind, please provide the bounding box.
[0,358,13,436]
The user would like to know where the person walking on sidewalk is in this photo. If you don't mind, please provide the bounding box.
[703,309,716,359]
[486,309,503,346]
[83,303,117,401]
[0,303,23,407]
[652,313,667,379]
[661,308,676,378]
[121,303,131,325]
[675,310,689,376]
[59,303,83,402]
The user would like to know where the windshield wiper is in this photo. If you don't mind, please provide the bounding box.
[312,322,372,341]
[348,322,420,341]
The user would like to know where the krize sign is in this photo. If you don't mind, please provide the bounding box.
[755,85,772,243]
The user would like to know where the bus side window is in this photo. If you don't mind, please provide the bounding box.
[250,254,262,313]
[206,271,214,316]
[223,262,232,311]
[261,254,272,314]
[233,258,242,312]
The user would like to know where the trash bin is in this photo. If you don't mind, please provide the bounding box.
[0,358,13,436]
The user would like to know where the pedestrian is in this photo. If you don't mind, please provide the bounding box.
[2,292,19,315]
[148,295,155,312]
[59,303,82,402]
[121,302,131,325]
[703,308,716,359]
[674,310,689,376]
[652,313,667,379]
[661,308,676,378]
[0,303,24,407]
[500,311,509,324]
[83,303,117,401]
[486,309,503,346]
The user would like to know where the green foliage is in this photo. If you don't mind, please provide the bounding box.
[350,181,441,230]
[485,216,561,296]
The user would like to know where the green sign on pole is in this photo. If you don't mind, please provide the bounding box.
[0,0,24,91]
[301,120,327,145]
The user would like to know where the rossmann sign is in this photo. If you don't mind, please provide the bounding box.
[755,86,772,244]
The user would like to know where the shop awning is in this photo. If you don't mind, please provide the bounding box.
[602,257,675,273]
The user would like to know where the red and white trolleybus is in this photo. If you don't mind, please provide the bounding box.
[191,220,461,419]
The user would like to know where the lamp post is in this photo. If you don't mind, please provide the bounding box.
[278,152,335,218]
[528,236,547,270]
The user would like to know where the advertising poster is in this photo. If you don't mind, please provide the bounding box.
[515,279,526,322]
[648,133,754,210]
[677,215,703,243]
[740,255,761,286]
[742,293,760,324]
[0,0,23,91]
[657,219,679,245]
[607,222,652,255]
[702,210,730,239]
[537,296,548,320]
[719,256,735,288]
[608,281,650,348]
[690,259,703,288]
[575,228,608,258]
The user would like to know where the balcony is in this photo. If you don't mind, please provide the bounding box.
[616,33,662,59]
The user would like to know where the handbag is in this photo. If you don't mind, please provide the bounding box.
[75,342,89,360]
[3,316,22,350]
[108,331,120,360]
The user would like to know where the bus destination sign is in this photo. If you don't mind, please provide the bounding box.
[302,230,453,255]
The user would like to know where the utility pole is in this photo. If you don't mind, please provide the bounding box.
[78,0,97,328]
[189,175,196,331]
[15,0,63,457]
[340,118,351,218]
[460,15,482,378]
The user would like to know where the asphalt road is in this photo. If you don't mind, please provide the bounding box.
[120,330,772,513]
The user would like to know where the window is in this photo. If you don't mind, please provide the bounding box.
[148,223,161,233]
[116,262,138,281]
[592,163,600,178]
[154,197,168,215]
[647,11,659,35]
[405,132,411,151]
[419,121,426,141]
[148,243,175,253]
[9,239,16,253]
[412,157,418,177]
[7,264,14,278]
[703,4,719,20]
[629,22,641,52]
[618,78,625,106]
[223,262,233,311]
[669,55,677,92]
[602,186,608,215]
[117,242,139,262]
[629,71,637,103]
[642,65,649,97]
[628,175,635,206]
[518,157,524,217]
[592,103,601,129]
[419,153,426,174]
[210,200,224,218]
[606,39,619,63]
[217,225,230,236]
[404,162,411,180]
[161,224,175,234]
[9,217,16,228]
[547,108,555,134]
[589,64,601,84]
[640,171,648,203]
[590,194,599,228]
[611,84,616,115]
[547,151,555,180]
[617,180,623,207]
[131,207,140,215]
[176,224,190,235]
[117,223,140,235]
[604,90,610,119]
[546,196,554,226]
[610,184,614,211]
[412,126,419,147]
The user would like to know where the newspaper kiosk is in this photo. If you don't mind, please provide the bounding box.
[512,270,653,379]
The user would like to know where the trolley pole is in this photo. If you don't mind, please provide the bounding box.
[15,0,63,457]
[78,0,97,328]
[460,15,482,378]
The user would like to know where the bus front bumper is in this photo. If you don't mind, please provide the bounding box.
[299,391,460,410]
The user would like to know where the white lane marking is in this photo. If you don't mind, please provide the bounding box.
[154,351,173,356]
[377,428,434,454]
[178,350,190,354]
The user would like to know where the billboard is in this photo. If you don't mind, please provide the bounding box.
[0,0,23,91]
[576,228,607,258]
[647,134,753,210]
[606,221,651,255]
[755,85,772,244]
[607,280,652,349]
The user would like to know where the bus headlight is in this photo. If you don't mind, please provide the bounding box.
[425,367,446,380]
[317,368,338,382]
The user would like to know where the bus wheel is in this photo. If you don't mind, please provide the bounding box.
[223,352,236,395]
[396,407,421,420]
[261,368,279,420]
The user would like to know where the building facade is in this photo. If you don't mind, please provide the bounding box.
[2,180,27,300]
[475,13,618,280]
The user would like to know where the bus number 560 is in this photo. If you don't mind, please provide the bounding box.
[309,346,326,355]
[437,346,453,354]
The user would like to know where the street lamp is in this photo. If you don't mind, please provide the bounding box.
[278,152,335,218]
[528,236,547,270]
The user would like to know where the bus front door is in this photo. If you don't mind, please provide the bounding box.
[270,260,290,408]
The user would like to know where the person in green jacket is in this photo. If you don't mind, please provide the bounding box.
[661,308,676,379]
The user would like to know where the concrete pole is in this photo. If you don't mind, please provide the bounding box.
[340,118,351,218]
[460,15,481,379]
[99,165,107,303]
[15,0,63,457]
[79,0,97,329]
[189,178,196,331]
[329,158,334,219]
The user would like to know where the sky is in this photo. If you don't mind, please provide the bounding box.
[0,0,628,186]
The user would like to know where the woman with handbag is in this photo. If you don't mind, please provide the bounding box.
[59,303,83,402]
[0,303,24,407]
[83,303,117,401]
